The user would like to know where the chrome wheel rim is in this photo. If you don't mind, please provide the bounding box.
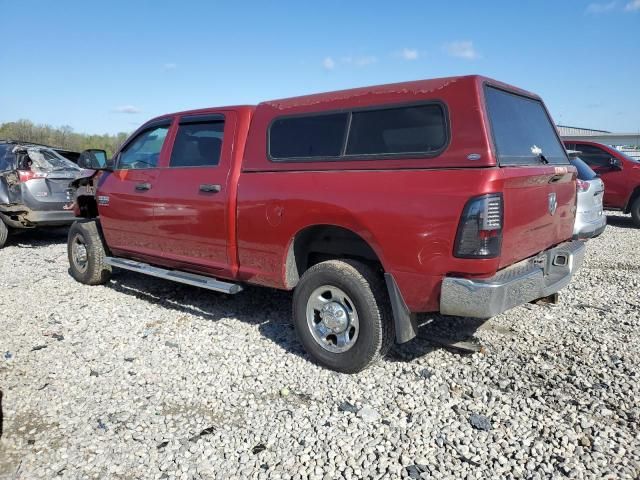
[306,285,359,353]
[71,234,88,273]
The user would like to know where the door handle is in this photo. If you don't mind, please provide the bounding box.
[199,184,221,193]
[135,182,151,191]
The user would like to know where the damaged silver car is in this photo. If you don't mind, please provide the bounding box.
[0,141,87,248]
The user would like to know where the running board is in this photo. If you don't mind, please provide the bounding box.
[104,257,243,294]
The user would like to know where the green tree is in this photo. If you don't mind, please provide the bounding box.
[0,119,130,157]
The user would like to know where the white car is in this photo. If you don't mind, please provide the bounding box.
[568,151,606,239]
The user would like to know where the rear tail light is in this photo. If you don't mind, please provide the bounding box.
[576,179,590,192]
[17,170,47,182]
[454,193,503,258]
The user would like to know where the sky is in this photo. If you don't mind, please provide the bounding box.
[1,0,639,135]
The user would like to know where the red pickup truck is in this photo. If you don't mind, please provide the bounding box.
[68,75,584,372]
[563,140,640,226]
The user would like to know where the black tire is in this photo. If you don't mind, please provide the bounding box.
[0,219,7,249]
[631,197,640,227]
[67,220,111,285]
[292,259,393,373]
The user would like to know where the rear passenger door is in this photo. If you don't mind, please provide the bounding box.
[152,112,235,276]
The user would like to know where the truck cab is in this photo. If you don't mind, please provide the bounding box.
[68,76,584,373]
[90,109,253,280]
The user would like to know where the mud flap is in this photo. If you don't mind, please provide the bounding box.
[384,273,418,344]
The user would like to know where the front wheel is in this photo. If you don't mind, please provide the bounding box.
[292,259,393,373]
[68,220,111,285]
[631,197,640,227]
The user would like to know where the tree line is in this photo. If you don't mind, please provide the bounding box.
[0,119,129,157]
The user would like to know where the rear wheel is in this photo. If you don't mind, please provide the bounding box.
[68,220,111,285]
[631,197,640,227]
[292,259,393,373]
[0,219,8,249]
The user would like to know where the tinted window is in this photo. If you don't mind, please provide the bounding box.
[118,125,169,170]
[269,113,348,159]
[569,157,597,180]
[574,144,611,168]
[170,121,224,167]
[346,104,446,156]
[485,86,568,166]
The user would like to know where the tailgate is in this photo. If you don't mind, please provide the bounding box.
[483,85,576,268]
[45,176,75,203]
[499,166,576,268]
[22,173,76,208]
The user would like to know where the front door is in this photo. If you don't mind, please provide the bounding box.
[574,143,626,208]
[151,112,235,276]
[97,120,171,255]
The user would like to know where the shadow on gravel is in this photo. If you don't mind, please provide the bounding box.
[606,214,636,229]
[3,227,69,248]
[106,272,307,357]
[106,271,482,365]
[389,314,486,362]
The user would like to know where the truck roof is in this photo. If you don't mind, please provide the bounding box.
[259,75,539,111]
[143,75,538,123]
[146,105,256,124]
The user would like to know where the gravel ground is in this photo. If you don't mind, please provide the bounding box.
[1,214,639,479]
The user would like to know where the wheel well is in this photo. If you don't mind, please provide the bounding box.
[624,186,640,214]
[285,225,382,288]
[77,195,99,218]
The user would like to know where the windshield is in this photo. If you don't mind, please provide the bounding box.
[485,86,569,166]
[27,147,81,172]
[569,157,598,180]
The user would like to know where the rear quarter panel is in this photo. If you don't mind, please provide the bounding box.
[236,168,505,312]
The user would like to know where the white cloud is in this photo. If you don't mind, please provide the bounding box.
[163,63,177,70]
[586,2,617,13]
[322,56,336,70]
[354,55,377,67]
[625,0,640,10]
[400,48,419,61]
[323,55,377,70]
[444,41,480,60]
[113,105,141,114]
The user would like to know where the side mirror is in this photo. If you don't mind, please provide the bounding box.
[609,157,622,169]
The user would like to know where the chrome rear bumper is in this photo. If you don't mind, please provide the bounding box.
[440,240,585,318]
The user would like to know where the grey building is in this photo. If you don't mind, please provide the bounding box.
[557,125,610,137]
[558,124,640,149]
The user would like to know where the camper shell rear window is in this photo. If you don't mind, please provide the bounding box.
[485,86,568,166]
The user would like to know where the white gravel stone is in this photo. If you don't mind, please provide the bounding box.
[0,216,639,479]
[357,406,380,423]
